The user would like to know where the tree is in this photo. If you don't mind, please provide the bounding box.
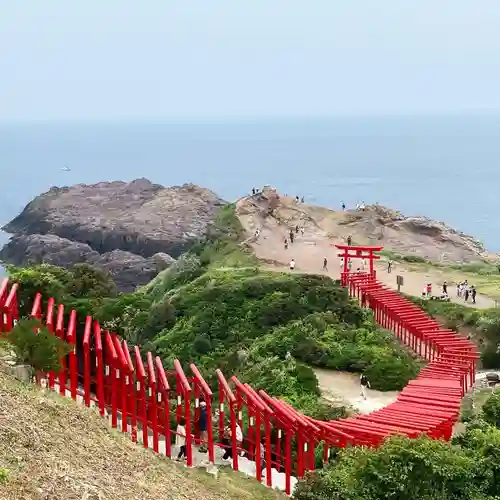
[7,318,72,373]
[6,264,71,316]
[64,263,117,299]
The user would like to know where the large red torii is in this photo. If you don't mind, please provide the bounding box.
[334,244,383,284]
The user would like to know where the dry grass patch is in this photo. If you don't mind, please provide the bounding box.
[0,371,283,500]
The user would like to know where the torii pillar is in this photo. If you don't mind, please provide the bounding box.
[335,244,383,286]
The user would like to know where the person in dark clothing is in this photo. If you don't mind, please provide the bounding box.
[442,281,448,295]
[465,288,469,302]
[295,225,299,233]
[198,400,208,453]
[252,188,256,195]
[342,202,346,210]
[347,236,352,246]
[284,238,288,250]
[323,258,328,271]
[387,261,392,273]
[471,286,477,304]
[289,231,294,243]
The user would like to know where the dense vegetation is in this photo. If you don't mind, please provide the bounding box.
[408,295,500,368]
[4,205,419,422]
[293,387,500,500]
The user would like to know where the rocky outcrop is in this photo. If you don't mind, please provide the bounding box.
[0,234,175,291]
[3,178,225,258]
[1,178,225,290]
[236,191,492,264]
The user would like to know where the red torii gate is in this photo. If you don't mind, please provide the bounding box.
[335,244,383,285]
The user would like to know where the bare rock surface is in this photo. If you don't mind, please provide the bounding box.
[0,233,175,291]
[2,178,225,258]
[236,188,491,263]
[1,178,225,290]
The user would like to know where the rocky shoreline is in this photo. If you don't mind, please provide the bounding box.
[0,178,225,291]
[0,178,493,291]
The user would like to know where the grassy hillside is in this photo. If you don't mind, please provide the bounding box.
[0,370,283,500]
[5,205,421,423]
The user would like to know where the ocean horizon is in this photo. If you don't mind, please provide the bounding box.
[1,115,500,269]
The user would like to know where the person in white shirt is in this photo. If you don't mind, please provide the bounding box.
[360,373,371,400]
[289,259,295,271]
[222,422,244,460]
[176,418,187,460]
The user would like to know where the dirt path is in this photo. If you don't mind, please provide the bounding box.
[313,369,399,414]
[246,219,495,309]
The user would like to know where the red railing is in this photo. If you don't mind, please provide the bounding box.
[0,273,478,496]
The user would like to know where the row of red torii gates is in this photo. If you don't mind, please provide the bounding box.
[0,245,478,496]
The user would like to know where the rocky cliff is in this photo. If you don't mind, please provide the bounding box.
[1,178,225,290]
[236,188,492,264]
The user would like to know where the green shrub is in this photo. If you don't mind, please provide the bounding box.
[483,391,500,428]
[293,435,484,500]
[7,318,72,372]
[0,468,9,485]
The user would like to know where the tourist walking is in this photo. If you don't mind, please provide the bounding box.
[222,423,243,461]
[347,235,352,246]
[198,400,208,453]
[176,418,187,460]
[360,373,370,400]
[284,238,288,250]
[289,259,296,271]
[442,281,448,295]
[387,260,392,273]
[465,288,470,302]
[471,286,477,304]
[323,258,328,271]
[289,230,294,244]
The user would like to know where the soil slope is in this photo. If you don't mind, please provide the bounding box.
[0,370,280,500]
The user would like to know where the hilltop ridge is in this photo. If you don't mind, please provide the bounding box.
[236,187,491,264]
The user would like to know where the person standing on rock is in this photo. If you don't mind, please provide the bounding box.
[342,202,346,210]
[323,258,328,271]
[360,373,370,400]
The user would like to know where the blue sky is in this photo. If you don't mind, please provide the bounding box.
[1,1,499,120]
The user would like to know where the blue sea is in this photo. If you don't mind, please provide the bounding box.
[1,116,500,275]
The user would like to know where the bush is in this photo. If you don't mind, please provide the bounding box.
[482,391,500,427]
[7,318,72,372]
[293,435,484,500]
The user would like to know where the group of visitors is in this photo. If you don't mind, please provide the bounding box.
[456,280,477,304]
[175,398,255,465]
[176,399,210,460]
[284,225,304,249]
